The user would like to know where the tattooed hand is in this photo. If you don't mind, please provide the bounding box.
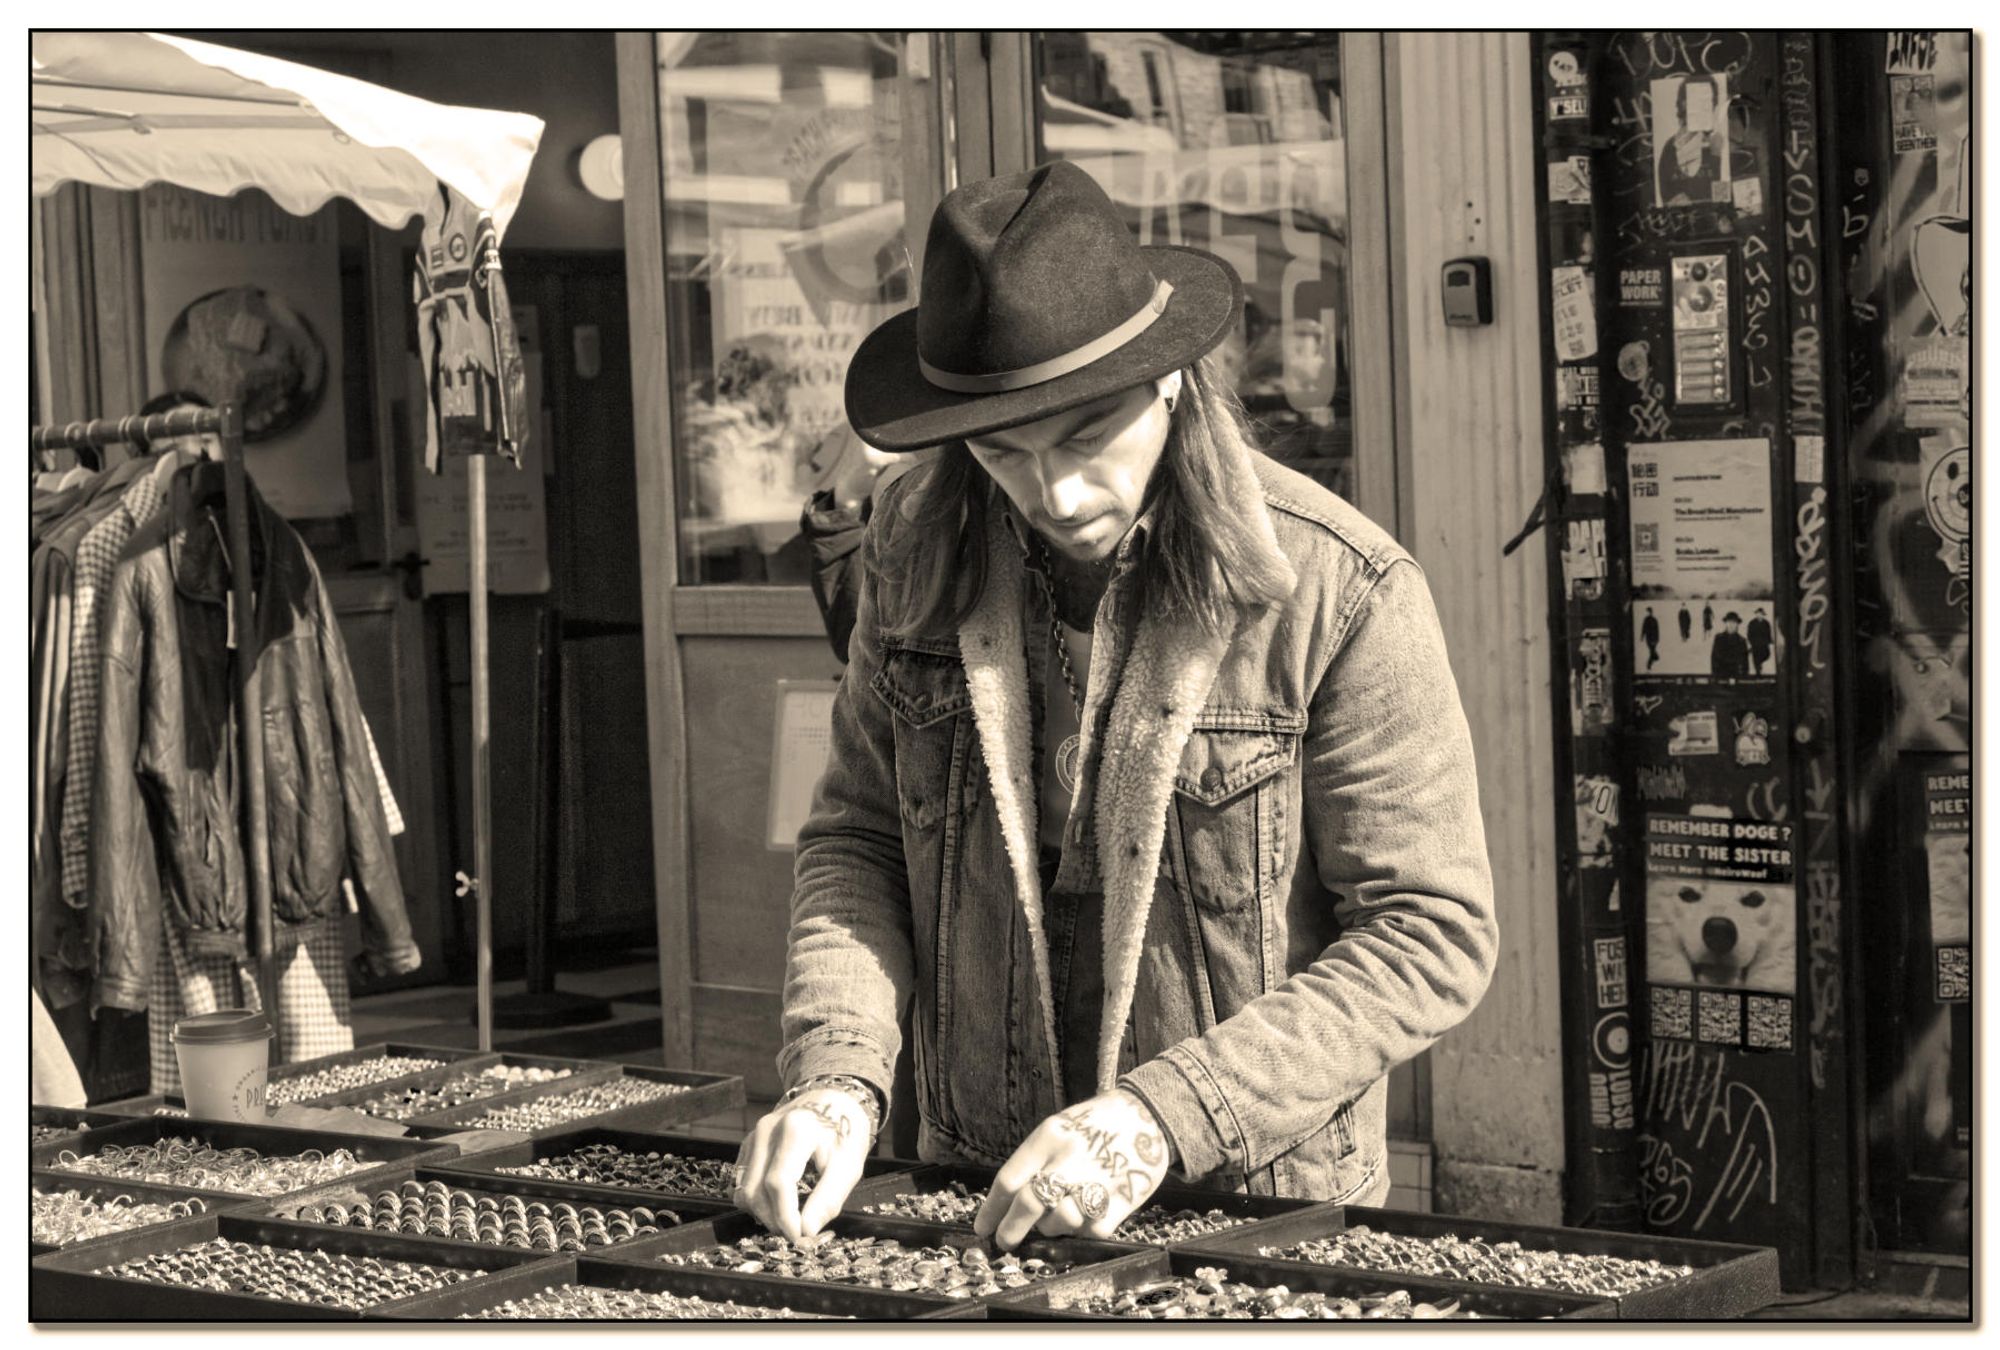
[975,1089,1176,1249]
[734,1088,872,1242]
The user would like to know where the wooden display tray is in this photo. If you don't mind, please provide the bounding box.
[1183,1203,1782,1320]
[30,1174,263,1258]
[258,1164,735,1253]
[982,1245,1616,1320]
[29,1212,555,1321]
[843,1160,1322,1243]
[600,1210,1137,1312]
[31,1116,460,1209]
[303,1051,619,1116]
[406,1065,744,1137]
[432,1126,913,1209]
[373,1253,984,1320]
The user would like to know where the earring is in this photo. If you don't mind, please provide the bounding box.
[1164,394,1177,414]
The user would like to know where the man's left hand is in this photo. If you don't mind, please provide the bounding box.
[974,1088,1174,1249]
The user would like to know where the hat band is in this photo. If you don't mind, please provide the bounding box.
[918,277,1175,395]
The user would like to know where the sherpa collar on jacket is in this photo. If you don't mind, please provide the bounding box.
[956,432,1295,1094]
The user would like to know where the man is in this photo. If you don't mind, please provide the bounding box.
[736,162,1496,1249]
[1678,603,1693,644]
[1702,601,1714,638]
[1642,607,1662,670]
[1747,607,1774,674]
[1657,74,1725,207]
[1711,612,1752,677]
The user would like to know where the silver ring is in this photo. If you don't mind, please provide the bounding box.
[1072,1182,1109,1221]
[1028,1171,1074,1208]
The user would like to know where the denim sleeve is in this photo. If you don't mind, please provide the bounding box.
[777,528,915,1114]
[1121,558,1498,1177]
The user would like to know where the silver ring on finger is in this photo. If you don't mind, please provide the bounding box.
[1028,1171,1073,1209]
[1072,1182,1109,1221]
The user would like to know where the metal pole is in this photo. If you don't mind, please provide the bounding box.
[219,401,281,1047]
[469,450,493,1053]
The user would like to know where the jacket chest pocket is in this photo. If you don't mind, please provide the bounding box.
[1167,712,1303,913]
[869,639,969,832]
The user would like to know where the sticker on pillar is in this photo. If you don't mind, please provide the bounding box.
[1629,439,1777,680]
[1886,31,1940,74]
[1744,995,1793,1050]
[1921,437,1971,607]
[1576,775,1619,867]
[1651,74,1733,208]
[1667,710,1720,757]
[1904,340,1968,427]
[1892,73,1940,153]
[1549,155,1593,205]
[1552,266,1598,360]
[1589,1011,1636,1131]
[1594,937,1630,1008]
[1732,712,1772,767]
[1697,990,1743,1045]
[1925,763,1970,1002]
[1645,815,1797,995]
[1549,90,1589,123]
[1794,433,1825,485]
[1730,177,1764,217]
[1563,438,1607,494]
[1558,373,1602,440]
[1619,266,1665,308]
[1571,628,1614,735]
[1563,518,1608,601]
[1650,986,1694,1041]
[1548,49,1586,88]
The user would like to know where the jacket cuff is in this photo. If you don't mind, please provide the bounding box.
[777,1027,896,1119]
[362,941,423,978]
[1119,1045,1245,1181]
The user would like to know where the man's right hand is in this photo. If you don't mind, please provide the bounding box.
[732,1087,873,1241]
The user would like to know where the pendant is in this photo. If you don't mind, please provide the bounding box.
[1055,734,1083,794]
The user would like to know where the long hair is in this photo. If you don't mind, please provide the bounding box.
[873,353,1295,640]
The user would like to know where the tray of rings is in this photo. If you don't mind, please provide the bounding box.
[263,1166,735,1256]
[30,1106,132,1151]
[371,1253,984,1321]
[262,1042,503,1108]
[404,1065,744,1137]
[981,1247,1616,1320]
[28,1211,556,1321]
[1179,1204,1782,1320]
[31,1175,262,1258]
[596,1210,1137,1312]
[303,1052,621,1122]
[430,1127,914,1208]
[31,1116,461,1208]
[842,1161,1322,1246]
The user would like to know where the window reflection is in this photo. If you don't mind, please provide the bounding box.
[1036,32,1354,499]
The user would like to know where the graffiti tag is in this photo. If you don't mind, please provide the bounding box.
[1642,1040,1780,1231]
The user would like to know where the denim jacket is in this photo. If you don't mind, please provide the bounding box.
[781,439,1496,1205]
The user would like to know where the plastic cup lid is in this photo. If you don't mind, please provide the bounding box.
[173,1009,274,1044]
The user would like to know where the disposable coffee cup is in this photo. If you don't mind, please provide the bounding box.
[173,1010,273,1122]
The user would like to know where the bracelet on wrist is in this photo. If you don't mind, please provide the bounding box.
[781,1074,883,1140]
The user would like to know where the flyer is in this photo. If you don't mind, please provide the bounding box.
[1570,628,1614,735]
[1924,762,1970,1001]
[1651,74,1733,208]
[1644,814,1797,996]
[1552,266,1598,361]
[1628,438,1778,679]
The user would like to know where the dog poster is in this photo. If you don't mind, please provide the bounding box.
[1629,438,1779,679]
[1645,814,1796,996]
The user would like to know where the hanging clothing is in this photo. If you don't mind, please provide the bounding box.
[32,988,89,1108]
[90,467,420,1013]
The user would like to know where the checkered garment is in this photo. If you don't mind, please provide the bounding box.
[147,917,355,1096]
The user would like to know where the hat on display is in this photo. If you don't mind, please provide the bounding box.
[843,160,1242,451]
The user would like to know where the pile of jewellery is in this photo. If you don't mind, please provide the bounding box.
[459,1078,688,1132]
[94,1237,484,1310]
[1265,1227,1696,1298]
[31,1189,210,1247]
[499,1144,763,1200]
[266,1055,447,1106]
[47,1140,371,1196]
[32,1121,89,1144]
[286,1179,674,1251]
[352,1065,578,1121]
[657,1234,1065,1299]
[461,1285,845,1320]
[859,1183,1250,1245]
[1055,1266,1473,1320]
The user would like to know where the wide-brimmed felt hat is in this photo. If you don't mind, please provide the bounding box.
[844,160,1242,451]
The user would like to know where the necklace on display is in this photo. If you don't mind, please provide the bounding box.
[1034,539,1088,794]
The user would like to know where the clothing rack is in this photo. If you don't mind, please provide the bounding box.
[29,404,284,1053]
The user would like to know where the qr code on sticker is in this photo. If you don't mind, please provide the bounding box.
[1698,991,1742,1045]
[1651,986,1692,1040]
[1745,995,1793,1051]
[1937,946,1970,1002]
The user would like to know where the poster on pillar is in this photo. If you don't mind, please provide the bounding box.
[1923,758,1970,1002]
[1651,74,1733,208]
[1645,814,1797,1056]
[1629,438,1779,680]
[139,185,350,519]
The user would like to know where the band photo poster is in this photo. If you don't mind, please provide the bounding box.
[1629,437,1780,680]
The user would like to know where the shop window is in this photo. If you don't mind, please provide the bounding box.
[657,31,939,585]
[1033,32,1355,501]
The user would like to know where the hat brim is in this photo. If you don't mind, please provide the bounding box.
[843,245,1242,452]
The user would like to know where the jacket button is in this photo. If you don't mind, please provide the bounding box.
[913,693,930,709]
[1200,768,1224,791]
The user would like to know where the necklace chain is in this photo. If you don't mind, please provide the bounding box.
[1034,540,1085,717]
